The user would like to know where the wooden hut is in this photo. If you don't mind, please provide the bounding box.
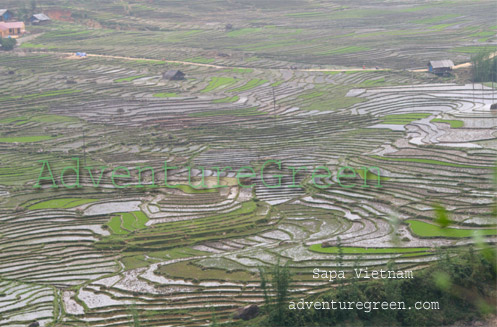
[0,9,13,22]
[162,70,185,81]
[428,60,454,76]
[30,14,51,25]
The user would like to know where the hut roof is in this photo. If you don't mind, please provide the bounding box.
[429,60,454,69]
[162,70,185,79]
[32,13,51,21]
[0,9,10,16]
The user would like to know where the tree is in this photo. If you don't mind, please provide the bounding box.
[128,304,140,327]
[0,37,17,51]
[336,236,344,269]
[471,48,497,83]
[434,203,450,228]
[17,5,30,22]
[30,0,37,13]
[259,258,293,326]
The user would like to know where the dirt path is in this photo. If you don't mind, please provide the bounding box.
[16,33,44,45]
[36,51,230,68]
[28,48,495,74]
[30,50,391,72]
[302,68,391,72]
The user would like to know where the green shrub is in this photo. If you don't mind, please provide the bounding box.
[258,247,496,326]
[0,37,17,51]
[259,259,293,325]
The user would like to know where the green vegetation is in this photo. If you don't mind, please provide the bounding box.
[429,23,455,30]
[126,211,148,229]
[19,43,56,49]
[133,59,166,65]
[0,37,17,51]
[0,152,98,187]
[411,14,459,24]
[356,167,390,182]
[285,12,327,18]
[471,48,497,82]
[201,77,237,93]
[433,204,451,228]
[431,118,463,128]
[174,184,217,194]
[0,136,54,143]
[354,29,426,38]
[148,247,210,260]
[380,113,431,124]
[258,247,496,326]
[450,45,497,53]
[298,87,366,111]
[108,215,127,235]
[307,96,363,111]
[42,29,92,39]
[0,89,80,101]
[185,57,214,64]
[469,31,495,42]
[298,91,324,100]
[29,114,79,123]
[242,40,303,52]
[0,117,25,124]
[400,4,437,12]
[229,79,268,93]
[212,95,239,103]
[406,220,497,238]
[227,27,263,37]
[131,305,142,327]
[223,68,253,73]
[309,244,430,254]
[189,106,263,117]
[107,211,149,235]
[97,200,266,251]
[121,254,151,270]
[153,92,178,98]
[158,260,256,281]
[371,155,485,169]
[326,8,385,20]
[259,259,292,326]
[0,114,79,125]
[360,77,386,87]
[318,46,370,56]
[114,75,147,82]
[2,2,497,326]
[29,198,98,210]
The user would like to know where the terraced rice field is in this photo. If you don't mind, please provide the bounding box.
[0,0,496,326]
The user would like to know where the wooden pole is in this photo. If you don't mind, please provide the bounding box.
[83,129,86,167]
[272,87,277,120]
